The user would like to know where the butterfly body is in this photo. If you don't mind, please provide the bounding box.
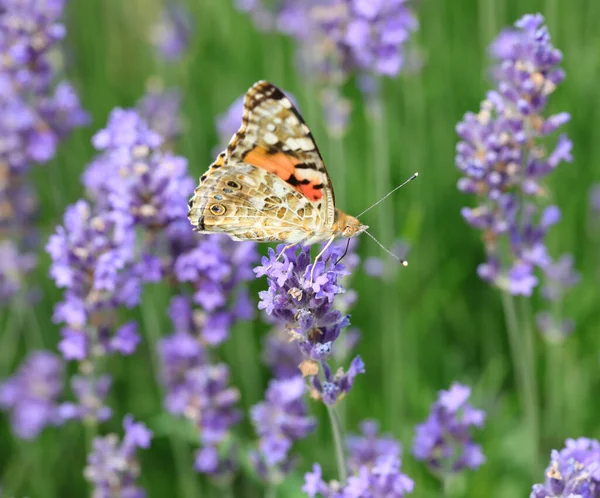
[188,81,368,250]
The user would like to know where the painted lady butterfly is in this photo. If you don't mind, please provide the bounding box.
[187,80,369,277]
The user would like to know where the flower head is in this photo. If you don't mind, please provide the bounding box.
[84,415,152,498]
[412,383,486,474]
[303,443,414,498]
[256,244,349,361]
[531,438,600,497]
[137,83,183,143]
[456,14,573,301]
[149,4,193,61]
[47,200,142,360]
[251,376,316,472]
[0,351,65,439]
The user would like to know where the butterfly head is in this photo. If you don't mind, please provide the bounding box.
[333,209,368,239]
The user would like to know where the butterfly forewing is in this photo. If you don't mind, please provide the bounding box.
[187,81,336,243]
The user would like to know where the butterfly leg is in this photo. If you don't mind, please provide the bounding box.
[309,236,336,287]
[265,243,297,272]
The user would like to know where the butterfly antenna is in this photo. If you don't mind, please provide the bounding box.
[356,172,418,218]
[363,230,409,266]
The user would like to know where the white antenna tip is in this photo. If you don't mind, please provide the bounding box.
[414,172,419,177]
[401,260,408,267]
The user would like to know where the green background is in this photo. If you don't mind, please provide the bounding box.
[2,0,600,496]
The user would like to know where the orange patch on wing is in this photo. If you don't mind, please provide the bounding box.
[244,146,323,201]
[298,183,322,202]
[245,147,297,177]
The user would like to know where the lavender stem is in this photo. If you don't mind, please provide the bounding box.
[326,403,348,485]
[501,291,539,475]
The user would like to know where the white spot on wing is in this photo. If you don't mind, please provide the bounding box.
[281,98,292,109]
[286,137,299,149]
[301,124,311,134]
[296,137,315,151]
[266,123,276,132]
[263,132,279,145]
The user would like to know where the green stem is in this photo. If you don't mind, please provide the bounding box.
[500,291,539,475]
[265,483,278,498]
[141,296,201,498]
[326,403,348,485]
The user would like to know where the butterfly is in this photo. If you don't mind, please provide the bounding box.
[187,80,369,280]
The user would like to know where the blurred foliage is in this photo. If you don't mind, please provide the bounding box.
[2,0,600,497]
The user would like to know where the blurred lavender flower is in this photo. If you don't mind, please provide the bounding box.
[0,0,88,302]
[59,374,113,424]
[531,438,600,497]
[303,422,415,498]
[215,95,245,150]
[0,240,37,300]
[250,376,316,478]
[84,415,152,498]
[149,4,193,61]
[241,0,417,78]
[47,200,142,360]
[456,14,573,299]
[589,185,600,215]
[0,351,65,439]
[412,383,486,475]
[346,420,401,472]
[137,82,183,143]
[263,326,305,380]
[238,1,417,134]
[255,243,364,404]
[158,298,243,477]
[174,236,257,344]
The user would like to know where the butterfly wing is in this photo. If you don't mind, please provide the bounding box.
[188,81,336,242]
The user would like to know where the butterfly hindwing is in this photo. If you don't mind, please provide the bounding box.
[188,162,323,242]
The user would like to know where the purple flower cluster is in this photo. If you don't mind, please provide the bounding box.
[47,200,142,361]
[0,0,88,301]
[149,4,193,61]
[250,376,316,478]
[84,415,152,498]
[0,351,65,439]
[240,0,417,78]
[303,421,414,497]
[456,14,574,301]
[137,84,183,144]
[531,438,600,497]
[255,243,365,405]
[159,315,242,477]
[237,1,417,134]
[412,383,485,474]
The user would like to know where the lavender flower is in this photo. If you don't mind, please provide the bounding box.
[59,374,113,424]
[149,4,193,61]
[158,299,243,477]
[412,383,485,474]
[238,1,417,134]
[137,83,183,143]
[47,200,142,360]
[173,236,257,345]
[302,422,414,498]
[531,438,600,497]
[456,14,573,297]
[250,376,316,475]
[0,351,65,439]
[255,243,364,404]
[0,0,88,302]
[0,240,37,300]
[590,185,600,215]
[346,420,401,472]
[84,415,152,498]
